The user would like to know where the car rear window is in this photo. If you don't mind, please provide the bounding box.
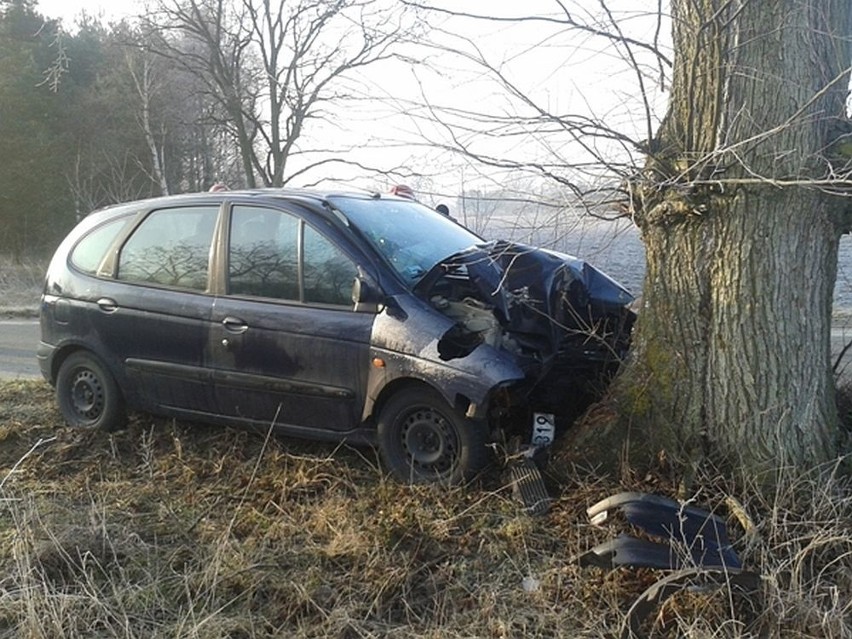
[70,216,133,275]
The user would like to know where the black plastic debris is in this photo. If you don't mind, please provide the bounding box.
[577,491,761,639]
[581,491,742,569]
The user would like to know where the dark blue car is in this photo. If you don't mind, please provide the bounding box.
[38,189,635,484]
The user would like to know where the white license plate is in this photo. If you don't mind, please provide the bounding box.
[531,412,555,447]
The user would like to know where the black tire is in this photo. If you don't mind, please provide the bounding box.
[56,351,126,431]
[377,386,489,485]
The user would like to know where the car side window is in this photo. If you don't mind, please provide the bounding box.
[70,216,132,275]
[229,206,300,300]
[303,225,358,306]
[117,206,219,291]
[227,205,357,307]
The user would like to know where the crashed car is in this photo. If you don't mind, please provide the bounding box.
[38,189,635,483]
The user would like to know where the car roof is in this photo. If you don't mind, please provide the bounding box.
[92,187,392,214]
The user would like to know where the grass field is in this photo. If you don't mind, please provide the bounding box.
[1,379,850,638]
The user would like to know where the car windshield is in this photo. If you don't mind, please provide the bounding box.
[328,196,485,285]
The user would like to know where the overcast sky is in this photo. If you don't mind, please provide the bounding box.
[36,0,138,24]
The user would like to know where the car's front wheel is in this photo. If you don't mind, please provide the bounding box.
[377,386,488,484]
[56,351,126,431]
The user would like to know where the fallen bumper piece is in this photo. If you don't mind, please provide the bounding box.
[578,491,761,639]
[583,491,742,569]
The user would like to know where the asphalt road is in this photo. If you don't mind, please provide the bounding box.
[2,318,852,381]
[0,319,42,380]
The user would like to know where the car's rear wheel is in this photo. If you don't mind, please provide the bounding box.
[377,386,488,484]
[56,351,126,431]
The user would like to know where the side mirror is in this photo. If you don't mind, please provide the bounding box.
[352,272,384,314]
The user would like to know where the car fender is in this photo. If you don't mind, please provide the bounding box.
[363,294,526,420]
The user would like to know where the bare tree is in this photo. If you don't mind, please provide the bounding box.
[142,0,416,188]
[123,40,170,194]
[62,22,195,211]
[394,2,670,212]
[615,0,852,474]
[402,1,852,475]
[123,25,239,193]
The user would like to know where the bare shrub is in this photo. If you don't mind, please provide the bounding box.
[0,255,45,316]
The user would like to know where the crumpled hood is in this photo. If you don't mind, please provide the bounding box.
[414,240,635,360]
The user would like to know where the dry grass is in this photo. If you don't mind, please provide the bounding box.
[0,256,45,318]
[0,379,850,638]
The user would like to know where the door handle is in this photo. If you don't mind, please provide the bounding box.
[222,316,249,334]
[96,297,118,313]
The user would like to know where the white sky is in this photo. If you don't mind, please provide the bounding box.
[36,0,139,25]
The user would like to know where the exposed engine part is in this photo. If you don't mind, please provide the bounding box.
[433,296,500,347]
[432,295,522,360]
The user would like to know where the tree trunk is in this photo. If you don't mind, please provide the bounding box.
[627,187,841,469]
[134,57,170,195]
[568,0,851,473]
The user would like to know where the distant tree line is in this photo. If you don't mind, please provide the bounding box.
[1,1,205,257]
[0,0,416,259]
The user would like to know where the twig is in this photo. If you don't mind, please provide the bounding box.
[0,436,57,490]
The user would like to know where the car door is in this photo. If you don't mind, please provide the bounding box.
[210,203,374,432]
[90,204,220,414]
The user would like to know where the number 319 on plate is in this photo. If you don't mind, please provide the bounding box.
[531,412,555,447]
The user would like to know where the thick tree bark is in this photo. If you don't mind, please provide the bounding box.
[567,0,851,473]
[628,188,840,468]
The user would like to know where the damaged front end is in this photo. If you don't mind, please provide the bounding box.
[414,240,636,436]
